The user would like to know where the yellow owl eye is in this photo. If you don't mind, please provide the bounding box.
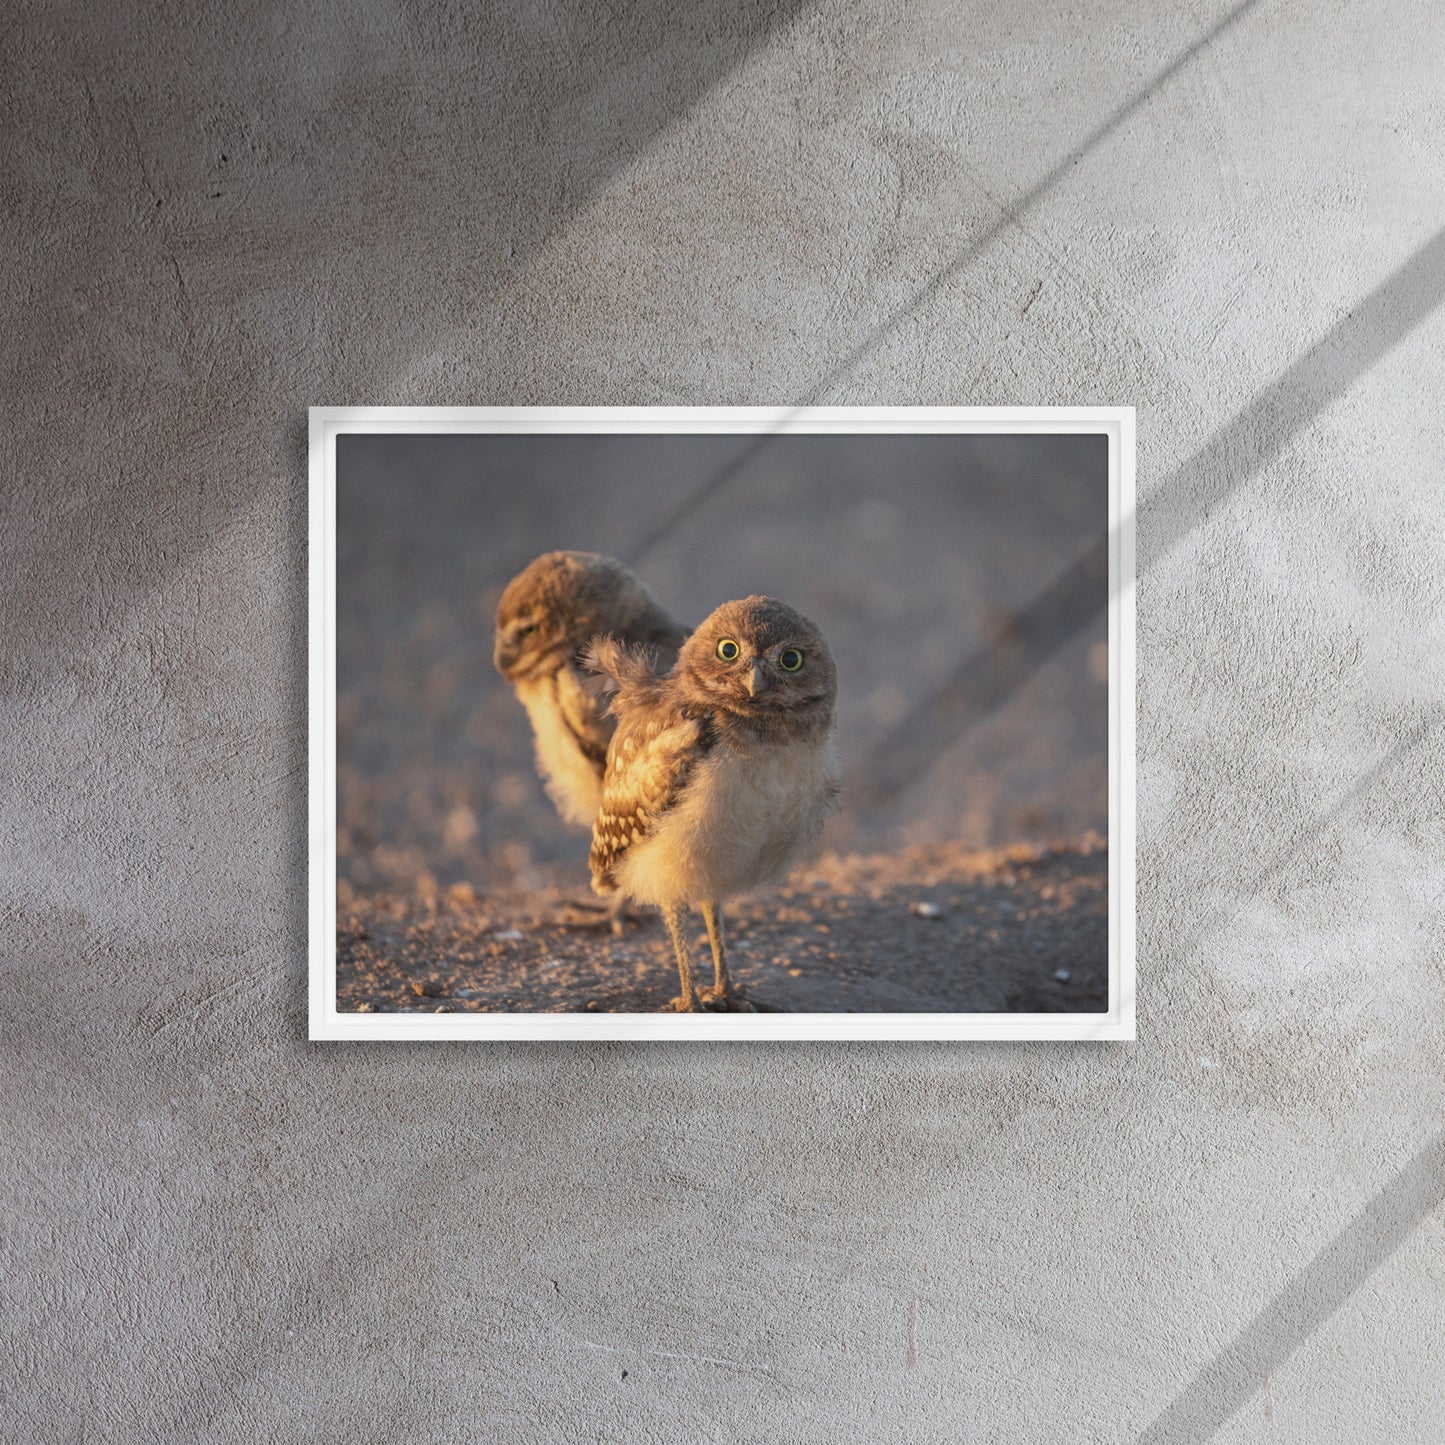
[716,638,740,662]
[779,648,804,672]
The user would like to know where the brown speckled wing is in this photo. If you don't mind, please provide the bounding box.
[589,704,715,894]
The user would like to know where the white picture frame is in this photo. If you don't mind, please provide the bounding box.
[309,406,1135,1041]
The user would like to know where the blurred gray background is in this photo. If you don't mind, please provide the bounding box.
[4,0,1443,1440]
[336,431,1108,898]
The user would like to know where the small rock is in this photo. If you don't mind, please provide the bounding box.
[448,882,479,909]
[493,928,524,942]
[585,1000,601,1011]
[910,901,942,919]
[1053,968,1072,983]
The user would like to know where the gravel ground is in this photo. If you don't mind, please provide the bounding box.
[337,838,1107,1014]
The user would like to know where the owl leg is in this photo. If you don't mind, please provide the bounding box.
[608,892,631,936]
[700,901,755,1012]
[661,903,703,1012]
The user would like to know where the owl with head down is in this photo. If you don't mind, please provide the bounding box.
[493,550,688,828]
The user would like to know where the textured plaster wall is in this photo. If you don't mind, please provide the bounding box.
[3,0,1443,1440]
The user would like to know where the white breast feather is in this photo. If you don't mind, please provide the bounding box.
[514,672,605,828]
[613,729,840,906]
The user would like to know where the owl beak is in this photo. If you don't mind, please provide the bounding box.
[746,660,768,697]
[495,634,532,678]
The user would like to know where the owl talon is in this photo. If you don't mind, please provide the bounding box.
[666,995,704,1013]
[700,988,756,1012]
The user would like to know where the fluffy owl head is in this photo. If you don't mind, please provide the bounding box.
[675,595,836,738]
[494,550,668,681]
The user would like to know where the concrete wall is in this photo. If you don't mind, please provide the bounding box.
[4,0,1442,1440]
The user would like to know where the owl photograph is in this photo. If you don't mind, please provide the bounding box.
[321,414,1127,1038]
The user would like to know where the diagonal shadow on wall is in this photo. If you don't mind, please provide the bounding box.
[626,0,1263,566]
[1134,1126,1445,1445]
[3,0,817,681]
[855,226,1445,806]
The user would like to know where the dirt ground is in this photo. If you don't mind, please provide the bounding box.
[336,837,1108,1014]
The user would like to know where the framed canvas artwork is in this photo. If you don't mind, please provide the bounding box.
[309,407,1134,1040]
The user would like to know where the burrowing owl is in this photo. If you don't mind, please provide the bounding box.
[587,596,841,1012]
[493,550,688,829]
